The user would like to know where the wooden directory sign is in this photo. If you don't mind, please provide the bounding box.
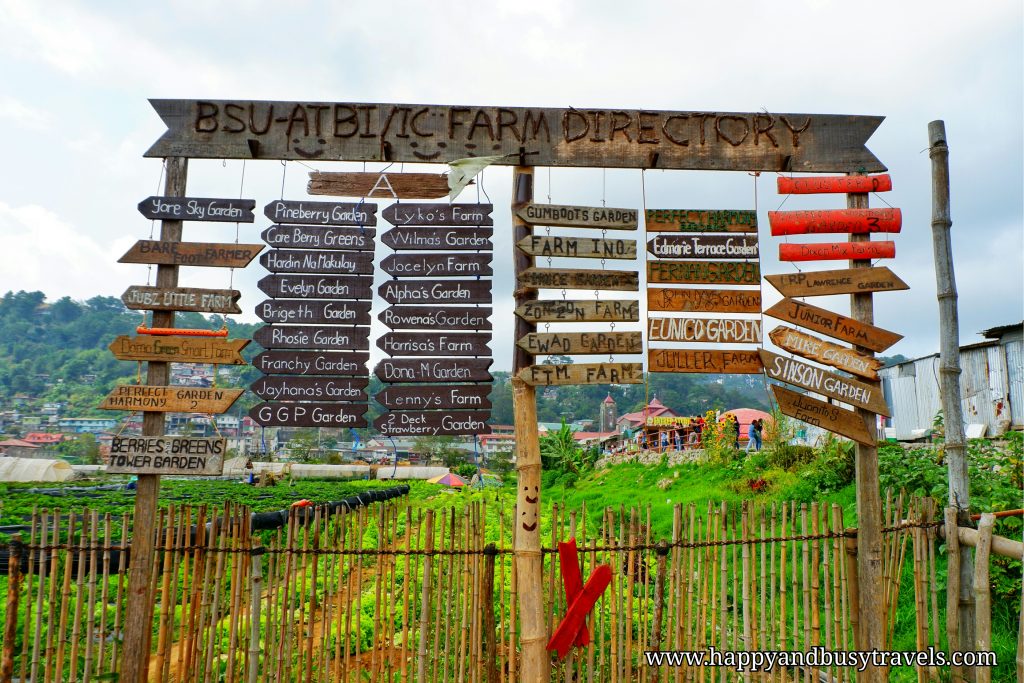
[249,402,368,428]
[122,286,241,314]
[375,385,492,410]
[769,326,883,380]
[264,200,377,226]
[516,331,642,355]
[378,332,491,357]
[383,227,493,251]
[516,235,637,260]
[777,174,892,195]
[119,241,263,268]
[759,350,889,416]
[645,209,756,233]
[779,241,895,262]
[379,306,492,331]
[648,349,762,374]
[261,225,375,251]
[517,362,642,386]
[381,253,493,278]
[254,325,370,350]
[646,288,761,313]
[517,268,639,291]
[646,234,759,259]
[383,203,494,226]
[250,376,369,401]
[378,280,491,304]
[769,209,901,235]
[648,317,762,344]
[764,298,902,352]
[648,261,760,285]
[253,351,368,376]
[307,171,453,199]
[374,358,492,383]
[516,204,638,230]
[108,335,249,365]
[108,436,226,475]
[771,385,874,446]
[260,249,373,274]
[138,196,255,222]
[99,385,243,413]
[764,267,908,297]
[374,411,490,436]
[257,275,373,301]
[515,299,639,323]
[255,299,372,324]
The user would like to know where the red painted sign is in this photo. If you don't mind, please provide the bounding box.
[779,241,895,262]
[777,174,892,194]
[547,561,612,659]
[769,209,901,235]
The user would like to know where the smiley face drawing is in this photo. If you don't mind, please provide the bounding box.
[520,485,539,532]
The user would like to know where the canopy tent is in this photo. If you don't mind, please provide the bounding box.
[0,457,74,482]
[427,472,467,487]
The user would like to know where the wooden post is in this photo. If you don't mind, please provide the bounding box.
[247,548,263,683]
[944,507,965,683]
[1,535,22,683]
[416,510,434,681]
[843,530,860,649]
[121,156,187,683]
[972,514,994,683]
[482,543,499,683]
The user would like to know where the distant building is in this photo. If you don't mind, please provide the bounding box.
[0,438,42,458]
[58,417,119,434]
[599,394,618,433]
[23,432,64,446]
[616,397,679,432]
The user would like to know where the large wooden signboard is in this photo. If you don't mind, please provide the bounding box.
[108,335,249,365]
[138,196,255,222]
[261,225,376,251]
[108,436,227,475]
[764,298,902,352]
[759,350,889,416]
[122,286,241,314]
[647,234,759,259]
[764,267,908,297]
[515,299,640,322]
[648,349,763,374]
[99,385,243,413]
[517,362,643,386]
[771,385,874,445]
[646,288,761,313]
[645,209,757,232]
[119,240,263,268]
[255,299,373,324]
[768,325,883,380]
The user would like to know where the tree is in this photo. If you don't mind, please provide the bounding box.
[412,436,464,466]
[540,420,586,473]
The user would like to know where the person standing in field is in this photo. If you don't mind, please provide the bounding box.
[746,419,758,452]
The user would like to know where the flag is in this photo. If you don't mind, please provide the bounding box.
[447,154,508,200]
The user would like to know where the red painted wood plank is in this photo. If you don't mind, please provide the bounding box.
[779,241,895,262]
[777,174,892,194]
[546,564,612,659]
[558,540,590,647]
[769,208,901,235]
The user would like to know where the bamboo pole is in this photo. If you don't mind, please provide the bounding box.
[248,549,264,683]
[972,514,994,683]
[1,535,23,683]
[843,530,859,651]
[18,511,37,683]
[83,510,100,682]
[111,511,130,675]
[54,512,75,682]
[417,510,434,681]
[43,510,62,683]
[152,507,176,681]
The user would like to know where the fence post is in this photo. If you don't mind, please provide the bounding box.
[1,535,23,683]
[417,510,435,682]
[651,540,669,648]
[972,514,994,683]
[247,548,263,683]
[843,529,860,649]
[944,507,965,683]
[482,543,498,683]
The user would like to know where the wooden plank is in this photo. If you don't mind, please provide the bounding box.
[254,299,373,324]
[646,234,759,259]
[146,100,887,172]
[249,402,368,428]
[516,204,638,230]
[260,225,375,250]
[378,280,491,305]
[770,385,874,446]
[779,241,895,261]
[515,299,639,323]
[374,384,492,410]
[374,358,493,383]
[646,287,761,313]
[777,174,892,194]
[763,267,908,297]
[517,267,639,291]
[379,305,492,331]
[254,325,370,350]
[373,411,491,436]
[264,199,377,226]
[381,253,493,278]
[382,203,494,226]
[107,436,227,475]
[768,325,883,380]
[645,209,757,233]
[647,317,762,344]
[99,385,243,413]
[377,332,491,357]
[249,376,369,401]
[764,298,902,352]
[516,363,643,386]
[647,349,763,374]
[516,235,637,259]
[758,350,890,416]
[769,209,901,235]
[516,331,642,355]
[259,249,374,274]
[118,240,263,268]
[647,260,760,285]
[121,286,240,314]
[108,335,249,365]
[137,196,255,222]
[307,171,455,199]
[253,350,368,376]
[257,275,373,300]
[383,227,493,251]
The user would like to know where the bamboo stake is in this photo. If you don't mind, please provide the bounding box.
[821,505,834,683]
[111,512,130,676]
[718,503,727,683]
[43,509,62,683]
[800,504,810,683]
[608,508,619,683]
[186,506,209,680]
[226,506,245,683]
[641,505,653,683]
[1,533,22,683]
[741,504,752,683]
[203,507,229,683]
[18,511,38,683]
[152,507,176,681]
[759,505,768,658]
[82,510,100,683]
[415,509,434,682]
[944,506,965,683]
[54,511,75,682]
[768,504,777,683]
[162,507,186,683]
[972,514,994,683]
[625,507,636,683]
[843,529,859,652]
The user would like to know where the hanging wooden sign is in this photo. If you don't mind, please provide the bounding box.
[779,241,895,262]
[259,249,374,274]
[647,349,763,374]
[516,331,643,355]
[257,275,373,301]
[645,209,757,233]
[108,335,249,365]
[516,235,637,260]
[646,234,759,259]
[777,174,892,195]
[769,209,901,235]
[764,267,909,297]
[381,253,493,278]
[261,225,375,251]
[382,227,493,251]
[307,171,455,199]
[764,298,903,352]
[99,385,243,413]
[515,299,639,323]
[647,260,760,285]
[379,306,492,331]
[517,268,639,291]
[382,203,494,226]
[264,199,377,226]
[374,358,493,383]
[249,402,368,428]
[516,204,638,230]
[759,350,889,416]
[108,436,227,475]
[253,351,369,376]
[121,286,241,314]
[771,385,874,446]
[377,332,491,357]
[255,299,373,324]
[378,280,491,305]
[249,376,369,402]
[254,325,370,350]
[517,362,643,386]
[647,317,762,344]
[119,241,263,268]
[373,411,490,436]
[768,325,883,380]
[138,196,255,222]
[646,288,761,313]
[374,384,492,410]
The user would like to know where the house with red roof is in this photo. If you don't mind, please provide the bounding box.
[616,397,680,432]
[23,432,64,446]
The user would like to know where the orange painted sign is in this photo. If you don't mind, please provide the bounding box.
[777,175,892,195]
[769,209,901,235]
[779,241,895,262]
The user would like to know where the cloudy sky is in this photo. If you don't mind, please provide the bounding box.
[0,0,1020,371]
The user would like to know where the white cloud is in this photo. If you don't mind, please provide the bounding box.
[0,96,51,130]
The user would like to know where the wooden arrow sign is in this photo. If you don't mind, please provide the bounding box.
[374,385,492,410]
[255,300,373,325]
[779,241,895,262]
[515,299,639,323]
[647,317,762,344]
[108,335,249,365]
[254,325,370,350]
[777,174,892,195]
[260,249,374,274]
[249,376,369,402]
[647,261,760,285]
[646,234,759,259]
[264,200,377,226]
[253,351,369,376]
[378,280,491,305]
[764,298,902,352]
[771,385,874,446]
[768,325,883,380]
[769,209,901,235]
[257,275,373,301]
[516,331,642,356]
[307,171,455,199]
[260,225,375,251]
[645,209,757,233]
[518,268,639,291]
[374,411,490,436]
[383,203,494,226]
[764,267,908,297]
[646,288,761,313]
[99,385,243,413]
[249,402,368,428]
[516,235,637,260]
[516,204,638,230]
[517,363,643,386]
[381,253,493,278]
[122,286,241,314]
[374,358,493,383]
[379,306,492,331]
[377,332,491,357]
[647,349,763,374]
[382,227,493,251]
[759,350,889,416]
[108,436,227,475]
[138,196,255,222]
[119,241,263,268]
